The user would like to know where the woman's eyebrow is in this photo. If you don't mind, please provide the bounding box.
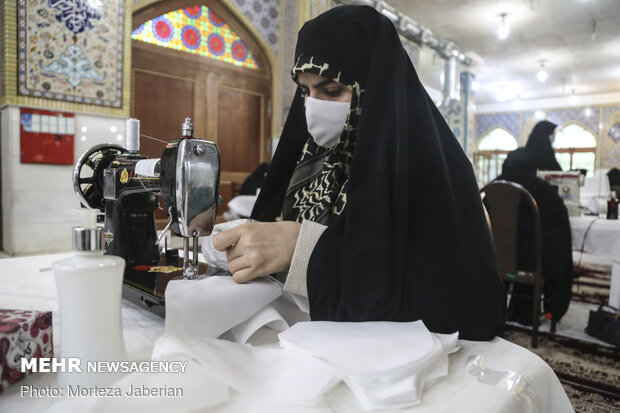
[312,79,337,88]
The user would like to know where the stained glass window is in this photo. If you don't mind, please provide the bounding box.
[131,5,259,70]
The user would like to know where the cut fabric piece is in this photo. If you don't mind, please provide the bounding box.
[164,275,282,340]
[278,321,458,410]
[152,334,339,406]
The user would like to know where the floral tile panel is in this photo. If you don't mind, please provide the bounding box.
[18,0,124,107]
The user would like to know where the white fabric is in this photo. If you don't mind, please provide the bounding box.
[164,275,282,342]
[570,216,620,260]
[304,97,350,148]
[227,195,258,218]
[47,356,230,413]
[228,304,289,344]
[201,219,254,270]
[152,334,339,406]
[278,321,459,410]
[0,254,574,413]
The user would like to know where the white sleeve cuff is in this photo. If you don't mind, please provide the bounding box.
[283,220,327,298]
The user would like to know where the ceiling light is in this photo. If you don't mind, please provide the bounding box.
[495,82,520,102]
[584,107,592,117]
[471,81,479,92]
[537,60,548,82]
[535,110,545,120]
[569,89,578,105]
[497,13,509,40]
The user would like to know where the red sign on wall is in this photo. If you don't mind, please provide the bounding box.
[20,108,75,165]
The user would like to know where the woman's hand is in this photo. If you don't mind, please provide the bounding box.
[212,221,302,283]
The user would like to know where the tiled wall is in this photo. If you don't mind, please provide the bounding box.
[1,106,127,255]
[474,105,620,168]
[230,0,279,52]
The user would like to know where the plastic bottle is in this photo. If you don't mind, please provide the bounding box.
[53,227,127,386]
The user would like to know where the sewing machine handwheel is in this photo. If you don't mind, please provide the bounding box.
[73,144,126,211]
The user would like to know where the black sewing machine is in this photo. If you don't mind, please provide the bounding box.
[72,117,223,316]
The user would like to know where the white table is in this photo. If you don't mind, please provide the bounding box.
[570,216,620,307]
[570,215,620,260]
[0,254,574,413]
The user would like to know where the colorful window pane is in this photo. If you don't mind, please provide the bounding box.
[131,5,259,70]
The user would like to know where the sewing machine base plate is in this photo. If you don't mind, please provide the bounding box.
[121,255,230,317]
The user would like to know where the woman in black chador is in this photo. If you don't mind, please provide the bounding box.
[525,120,562,171]
[211,5,506,341]
[496,148,574,325]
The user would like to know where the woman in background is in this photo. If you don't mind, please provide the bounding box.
[496,148,574,326]
[211,5,505,341]
[525,120,562,171]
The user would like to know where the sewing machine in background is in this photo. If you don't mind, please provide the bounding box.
[537,170,586,216]
[72,117,223,316]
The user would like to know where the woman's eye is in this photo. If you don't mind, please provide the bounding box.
[325,88,342,97]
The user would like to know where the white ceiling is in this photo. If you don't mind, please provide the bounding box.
[388,0,620,104]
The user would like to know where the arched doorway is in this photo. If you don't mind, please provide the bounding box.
[473,127,518,186]
[131,0,272,223]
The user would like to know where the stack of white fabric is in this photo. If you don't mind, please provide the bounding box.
[278,321,459,410]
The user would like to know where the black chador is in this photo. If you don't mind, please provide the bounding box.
[496,148,574,325]
[252,6,506,340]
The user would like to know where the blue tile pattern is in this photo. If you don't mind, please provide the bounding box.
[475,113,519,140]
[548,107,600,135]
[602,105,620,167]
[230,0,278,52]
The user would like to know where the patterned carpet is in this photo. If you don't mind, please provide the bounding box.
[504,327,620,412]
[503,262,620,413]
[572,266,612,306]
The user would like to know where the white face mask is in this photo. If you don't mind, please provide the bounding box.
[304,97,350,148]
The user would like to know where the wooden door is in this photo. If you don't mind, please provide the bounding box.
[132,0,271,225]
[132,70,195,159]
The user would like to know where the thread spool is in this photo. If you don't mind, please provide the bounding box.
[126,118,140,152]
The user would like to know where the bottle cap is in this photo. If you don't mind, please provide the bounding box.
[73,227,104,251]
